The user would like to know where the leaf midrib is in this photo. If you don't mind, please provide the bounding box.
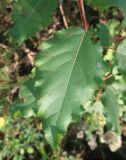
[20,0,42,32]
[56,33,85,125]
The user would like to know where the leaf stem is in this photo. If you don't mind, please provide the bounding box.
[77,0,88,32]
[103,74,113,81]
[95,74,114,101]
[59,2,68,29]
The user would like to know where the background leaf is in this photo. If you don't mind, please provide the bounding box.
[99,24,110,47]
[10,0,57,44]
[86,0,126,22]
[89,0,126,11]
[102,86,120,133]
[116,39,126,75]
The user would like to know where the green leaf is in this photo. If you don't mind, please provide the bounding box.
[87,0,126,21]
[102,86,120,133]
[10,0,57,44]
[116,39,126,75]
[11,79,37,117]
[90,0,126,11]
[99,24,110,47]
[93,43,109,82]
[36,27,99,148]
[13,27,104,148]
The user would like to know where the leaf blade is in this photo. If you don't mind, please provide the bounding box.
[36,28,98,147]
[10,0,57,44]
[102,86,120,133]
[116,39,126,75]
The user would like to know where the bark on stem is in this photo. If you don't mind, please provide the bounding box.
[59,3,68,28]
[77,0,88,32]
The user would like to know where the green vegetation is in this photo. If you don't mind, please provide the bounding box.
[0,0,126,159]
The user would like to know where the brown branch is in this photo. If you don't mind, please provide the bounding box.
[103,74,113,81]
[95,74,114,101]
[0,43,8,49]
[59,3,68,29]
[95,88,103,101]
[77,0,88,32]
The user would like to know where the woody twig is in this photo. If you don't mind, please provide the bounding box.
[59,1,68,28]
[77,0,88,32]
